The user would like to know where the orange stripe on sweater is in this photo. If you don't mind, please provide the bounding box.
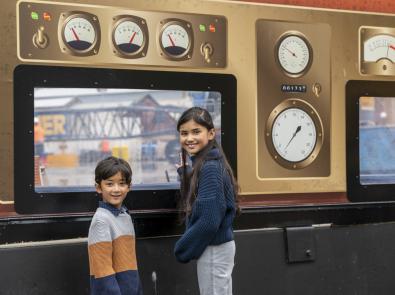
[113,236,137,272]
[89,236,137,278]
[89,241,114,278]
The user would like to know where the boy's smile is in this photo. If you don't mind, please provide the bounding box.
[179,119,215,155]
[95,171,130,209]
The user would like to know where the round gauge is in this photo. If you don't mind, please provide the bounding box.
[363,34,395,62]
[277,34,312,77]
[113,18,146,56]
[63,16,96,51]
[266,99,323,169]
[159,20,193,59]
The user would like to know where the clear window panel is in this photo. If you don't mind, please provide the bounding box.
[34,88,221,193]
[359,96,395,185]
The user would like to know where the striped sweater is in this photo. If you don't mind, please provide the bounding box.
[88,202,143,295]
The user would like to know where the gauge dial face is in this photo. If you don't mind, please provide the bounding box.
[63,17,96,51]
[113,20,145,55]
[277,35,311,76]
[363,34,395,62]
[160,23,190,57]
[272,108,317,163]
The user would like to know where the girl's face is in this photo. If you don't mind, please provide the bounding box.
[179,119,215,155]
[95,171,130,209]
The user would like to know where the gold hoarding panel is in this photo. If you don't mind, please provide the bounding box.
[1,0,395,203]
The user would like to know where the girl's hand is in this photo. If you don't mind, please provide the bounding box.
[175,152,187,169]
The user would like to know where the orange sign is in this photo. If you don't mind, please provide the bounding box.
[40,115,66,136]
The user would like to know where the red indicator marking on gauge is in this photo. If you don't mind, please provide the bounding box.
[129,31,136,44]
[167,34,175,47]
[71,28,79,41]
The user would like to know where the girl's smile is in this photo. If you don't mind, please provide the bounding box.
[179,119,215,155]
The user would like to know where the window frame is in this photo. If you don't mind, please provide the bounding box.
[346,80,395,202]
[14,65,237,214]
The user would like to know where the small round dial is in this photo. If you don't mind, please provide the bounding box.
[113,19,145,55]
[63,16,96,51]
[266,99,323,169]
[277,34,312,76]
[159,20,193,59]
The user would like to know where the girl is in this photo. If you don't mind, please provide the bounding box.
[174,107,239,295]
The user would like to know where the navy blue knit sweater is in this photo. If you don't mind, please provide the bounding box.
[174,148,236,263]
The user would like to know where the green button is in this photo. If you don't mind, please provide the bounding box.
[31,11,39,20]
[199,24,206,32]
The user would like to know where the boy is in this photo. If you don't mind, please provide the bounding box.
[88,156,143,295]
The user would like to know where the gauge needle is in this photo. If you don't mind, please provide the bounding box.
[387,44,395,57]
[285,125,301,149]
[283,46,297,58]
[167,34,176,47]
[71,28,79,41]
[129,31,137,44]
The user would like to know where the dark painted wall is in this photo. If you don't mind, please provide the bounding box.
[1,221,395,294]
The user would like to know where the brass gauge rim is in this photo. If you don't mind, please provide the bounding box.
[158,19,193,61]
[59,11,100,56]
[265,98,324,169]
[275,31,313,78]
[111,15,148,58]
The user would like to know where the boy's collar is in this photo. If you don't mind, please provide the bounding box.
[99,201,128,216]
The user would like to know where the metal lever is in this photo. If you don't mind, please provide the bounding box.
[201,43,214,63]
[33,26,48,49]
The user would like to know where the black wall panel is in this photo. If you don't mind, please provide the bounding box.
[1,222,395,294]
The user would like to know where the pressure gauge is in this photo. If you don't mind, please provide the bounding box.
[59,12,100,56]
[276,33,312,77]
[112,16,148,58]
[363,34,395,62]
[266,99,323,169]
[360,27,395,76]
[159,19,193,60]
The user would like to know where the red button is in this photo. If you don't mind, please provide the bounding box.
[43,12,51,21]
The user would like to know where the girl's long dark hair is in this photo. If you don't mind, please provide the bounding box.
[177,107,240,218]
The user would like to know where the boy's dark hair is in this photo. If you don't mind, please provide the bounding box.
[177,107,240,217]
[95,156,132,185]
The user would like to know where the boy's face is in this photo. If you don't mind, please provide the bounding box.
[96,171,130,209]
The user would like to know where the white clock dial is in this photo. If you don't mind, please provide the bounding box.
[277,35,311,76]
[272,108,316,162]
